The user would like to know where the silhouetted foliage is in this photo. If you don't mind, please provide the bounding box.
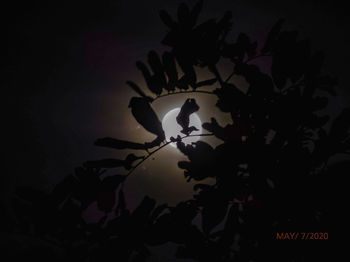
[129,96,165,148]
[176,98,200,135]
[5,1,343,261]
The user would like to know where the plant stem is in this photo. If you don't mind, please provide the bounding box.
[209,65,224,87]
[153,90,215,102]
[125,133,214,178]
[225,71,235,83]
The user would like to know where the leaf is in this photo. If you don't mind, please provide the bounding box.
[261,18,285,53]
[100,175,126,191]
[188,0,203,28]
[124,154,144,169]
[310,96,328,111]
[316,76,338,96]
[97,190,116,213]
[194,78,217,88]
[224,204,239,231]
[202,200,228,235]
[217,10,232,33]
[136,61,162,95]
[176,98,200,135]
[306,51,325,77]
[148,51,164,77]
[129,97,165,146]
[305,114,329,128]
[132,196,156,221]
[176,75,190,90]
[329,107,350,143]
[176,56,197,87]
[148,51,167,92]
[51,175,79,205]
[162,52,178,91]
[220,204,240,245]
[126,81,153,102]
[159,9,176,28]
[136,61,152,83]
[193,183,212,193]
[116,189,129,216]
[150,204,168,222]
[177,3,190,24]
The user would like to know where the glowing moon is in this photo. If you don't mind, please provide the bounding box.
[162,108,202,147]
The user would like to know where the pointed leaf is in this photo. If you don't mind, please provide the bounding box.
[150,204,168,221]
[177,3,190,24]
[132,196,156,221]
[189,0,203,28]
[202,200,228,235]
[126,81,153,102]
[162,52,178,91]
[194,78,217,88]
[159,9,176,28]
[100,175,126,191]
[116,189,129,216]
[176,98,200,135]
[261,18,285,53]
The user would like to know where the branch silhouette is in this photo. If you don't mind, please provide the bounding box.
[153,89,216,102]
[124,133,214,180]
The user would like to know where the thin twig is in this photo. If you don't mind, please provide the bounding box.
[153,90,215,102]
[125,133,214,178]
[209,65,224,87]
[225,54,272,83]
[225,71,235,83]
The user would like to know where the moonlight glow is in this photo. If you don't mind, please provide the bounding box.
[162,108,202,147]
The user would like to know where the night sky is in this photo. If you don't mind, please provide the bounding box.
[4,0,350,212]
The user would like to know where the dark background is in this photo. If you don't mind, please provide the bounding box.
[3,0,349,213]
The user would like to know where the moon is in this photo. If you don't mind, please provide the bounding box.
[162,108,202,147]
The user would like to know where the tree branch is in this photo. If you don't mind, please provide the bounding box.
[124,133,214,179]
[153,90,215,102]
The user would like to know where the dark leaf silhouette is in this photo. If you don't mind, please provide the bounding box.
[202,117,245,142]
[189,0,203,28]
[132,196,156,222]
[129,97,165,147]
[328,107,350,153]
[176,98,200,135]
[234,63,274,97]
[223,33,257,61]
[261,18,285,53]
[159,9,177,28]
[100,175,126,191]
[162,51,178,92]
[193,78,217,88]
[202,200,229,235]
[177,141,216,181]
[116,189,129,216]
[315,75,338,95]
[148,51,167,90]
[214,83,246,113]
[177,3,190,24]
[126,81,154,102]
[136,57,163,95]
